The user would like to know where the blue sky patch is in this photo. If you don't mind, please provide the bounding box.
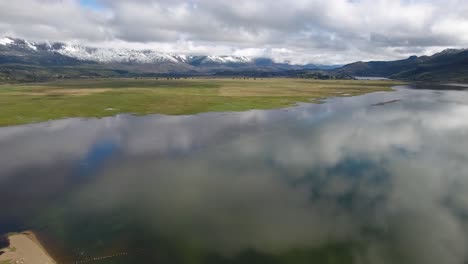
[80,0,103,10]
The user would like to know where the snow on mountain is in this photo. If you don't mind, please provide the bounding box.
[50,43,253,65]
[205,55,251,63]
[24,40,37,51]
[1,37,254,65]
[54,44,182,63]
[0,37,15,46]
[0,37,37,50]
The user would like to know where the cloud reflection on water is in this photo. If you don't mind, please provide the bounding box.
[1,88,468,263]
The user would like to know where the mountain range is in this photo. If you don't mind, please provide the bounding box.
[0,37,336,82]
[1,37,467,82]
[0,37,254,65]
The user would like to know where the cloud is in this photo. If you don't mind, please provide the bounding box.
[1,0,468,64]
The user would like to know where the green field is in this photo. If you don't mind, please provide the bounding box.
[0,78,399,126]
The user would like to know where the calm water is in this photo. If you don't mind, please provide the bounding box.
[2,85,468,263]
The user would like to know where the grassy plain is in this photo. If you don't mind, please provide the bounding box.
[0,78,399,126]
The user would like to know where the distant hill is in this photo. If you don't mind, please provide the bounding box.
[335,49,468,82]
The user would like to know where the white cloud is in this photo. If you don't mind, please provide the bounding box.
[1,0,468,64]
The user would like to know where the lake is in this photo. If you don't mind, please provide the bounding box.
[1,85,468,263]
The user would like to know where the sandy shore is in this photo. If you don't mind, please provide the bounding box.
[0,231,56,264]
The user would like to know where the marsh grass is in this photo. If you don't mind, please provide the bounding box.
[0,78,398,126]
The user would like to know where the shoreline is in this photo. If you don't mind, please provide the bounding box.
[0,231,56,264]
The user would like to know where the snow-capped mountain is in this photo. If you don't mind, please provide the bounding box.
[53,43,253,64]
[0,37,337,83]
[0,37,38,51]
[0,37,253,65]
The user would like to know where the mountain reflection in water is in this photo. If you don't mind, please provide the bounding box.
[1,86,468,264]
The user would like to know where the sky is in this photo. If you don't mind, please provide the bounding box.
[1,0,468,64]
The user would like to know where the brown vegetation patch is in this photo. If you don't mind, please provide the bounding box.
[16,88,112,96]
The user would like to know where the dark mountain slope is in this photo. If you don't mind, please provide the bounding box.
[0,39,89,66]
[335,49,468,82]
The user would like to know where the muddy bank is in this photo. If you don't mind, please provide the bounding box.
[0,231,56,264]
